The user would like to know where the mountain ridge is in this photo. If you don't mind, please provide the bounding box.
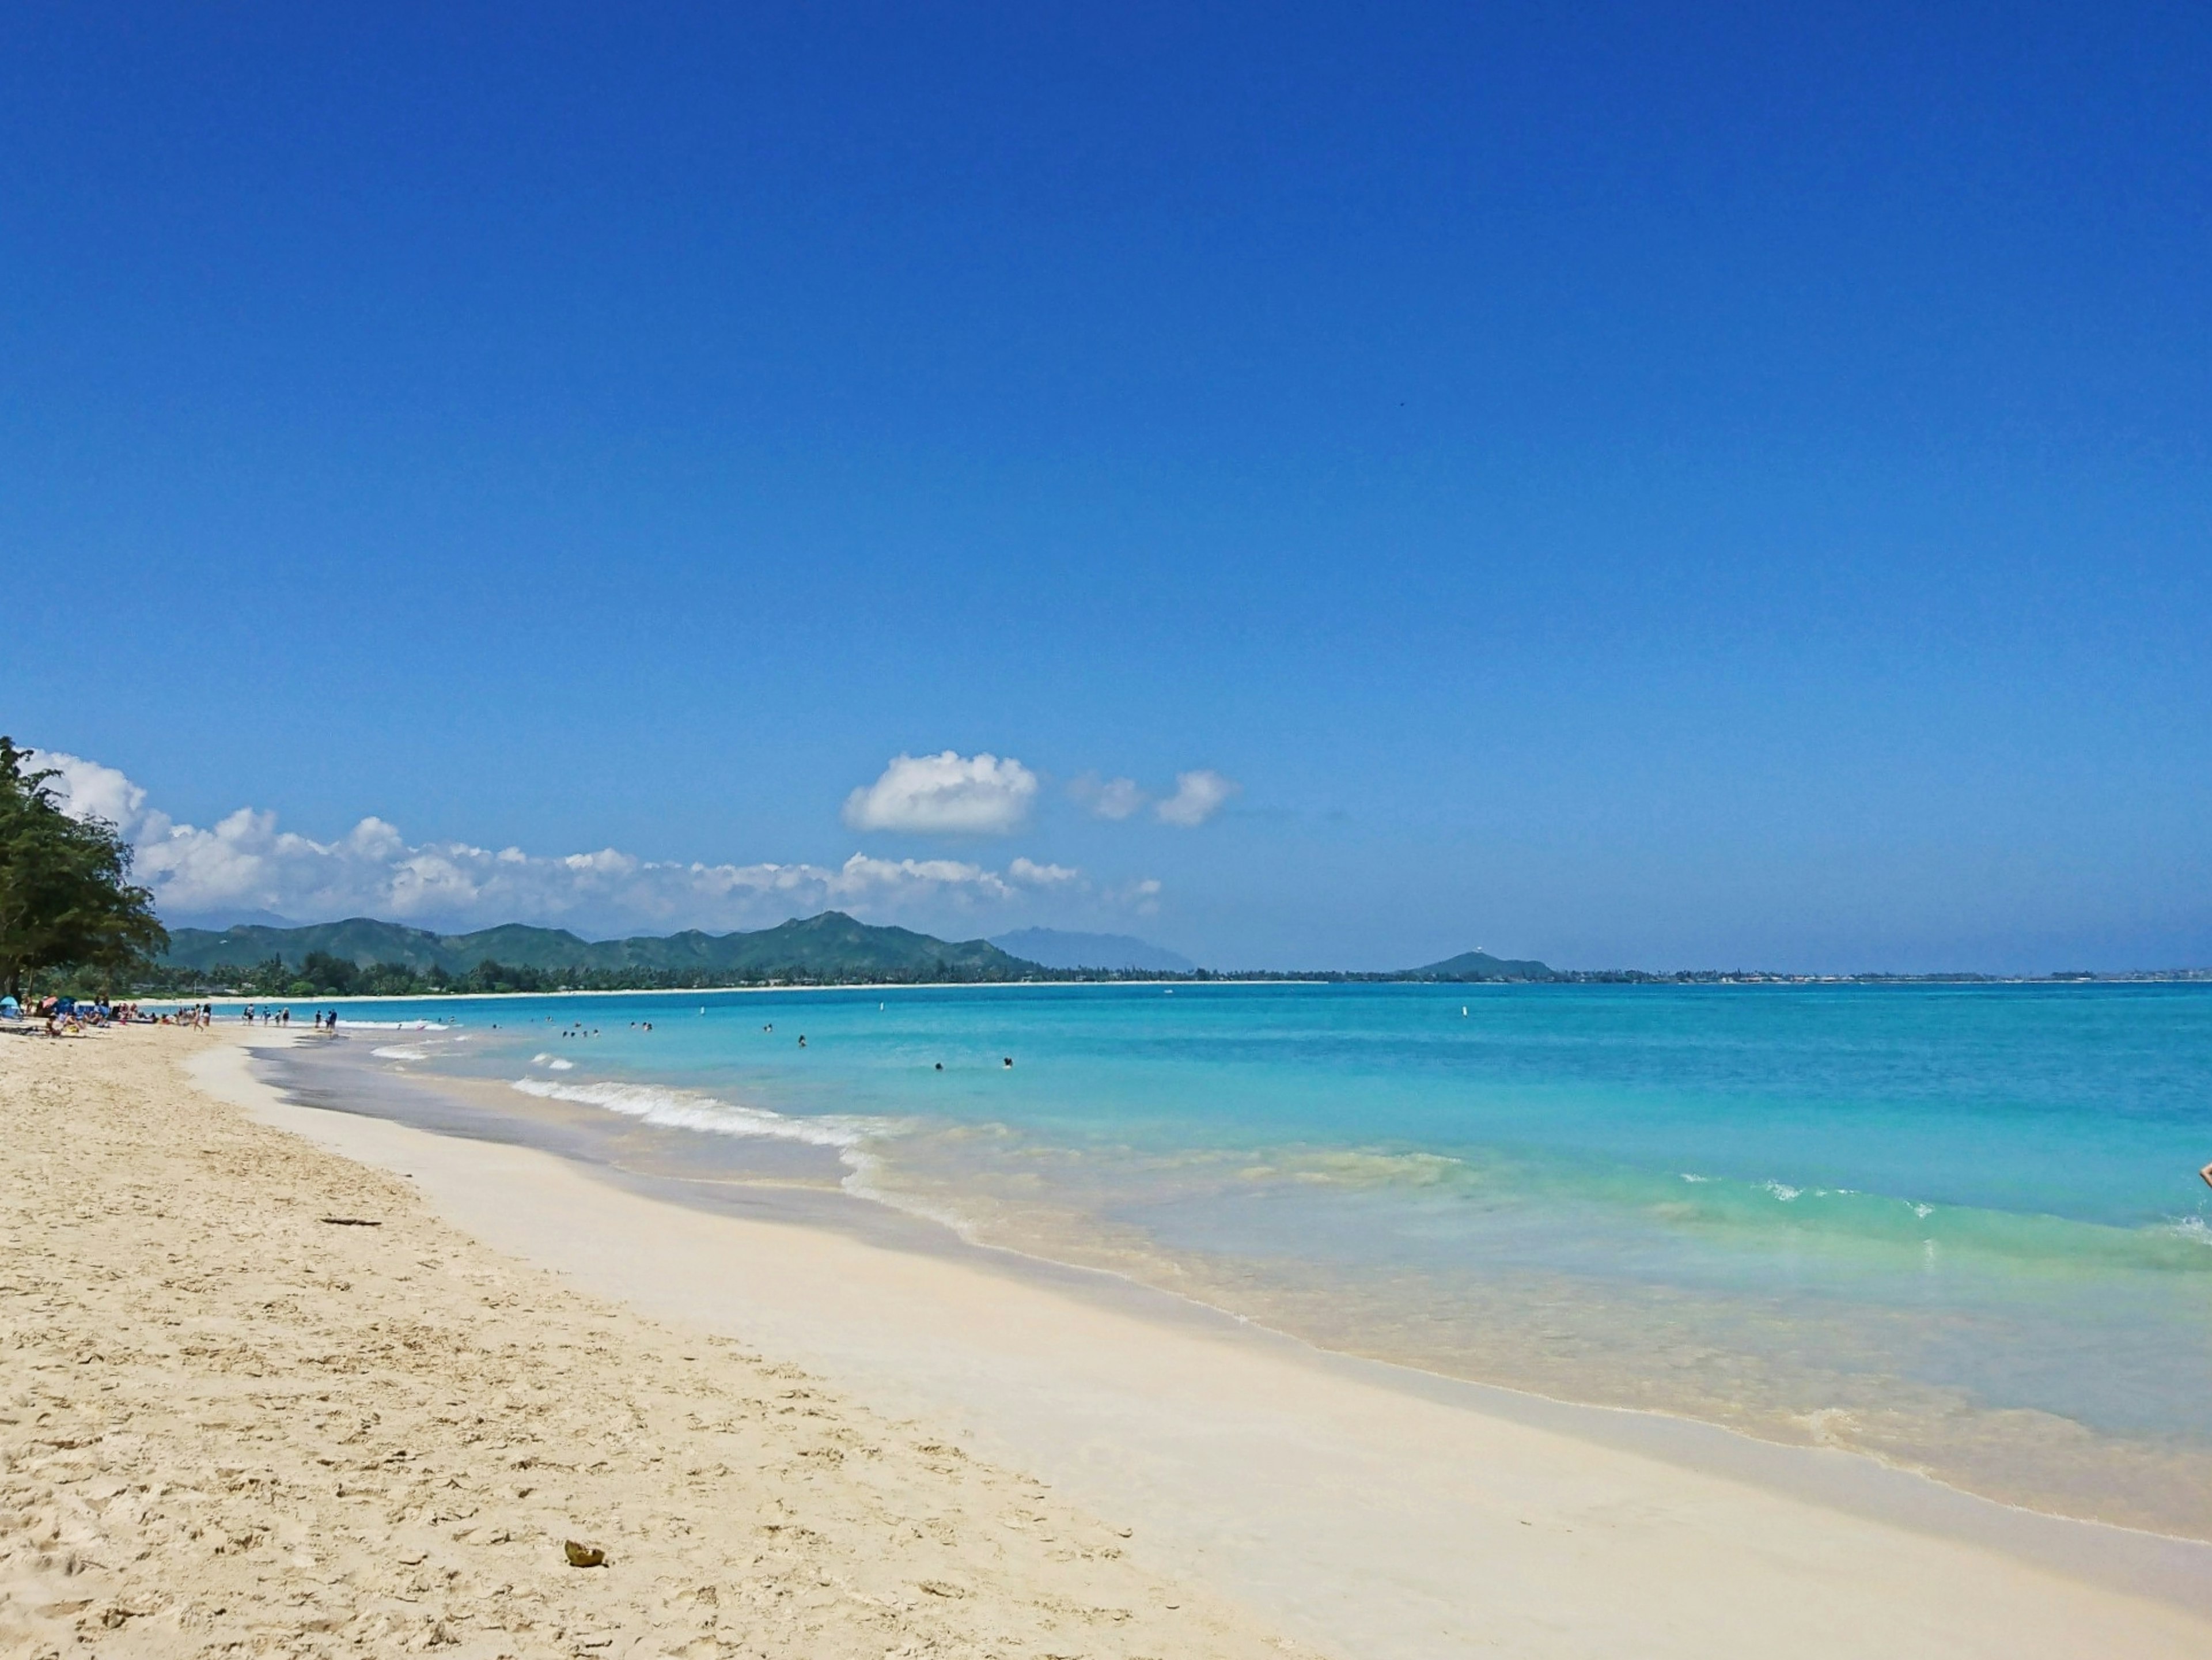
[160,912,1036,982]
[157,913,1559,984]
[988,928,1197,973]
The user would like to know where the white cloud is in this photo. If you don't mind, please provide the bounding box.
[831,852,1012,903]
[24,748,1097,936]
[842,751,1039,835]
[31,750,150,834]
[1155,769,1239,827]
[1070,773,1148,820]
[1071,767,1239,827]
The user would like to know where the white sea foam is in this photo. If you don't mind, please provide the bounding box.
[508,1076,882,1151]
[1763,1181,1803,1201]
[1679,1173,1713,1183]
[372,1045,430,1060]
[2169,1216,2212,1247]
[530,1053,575,1071]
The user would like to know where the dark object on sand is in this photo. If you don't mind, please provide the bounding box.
[565,1540,608,1567]
[319,1216,382,1227]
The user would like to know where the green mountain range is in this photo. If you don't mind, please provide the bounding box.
[161,912,1035,982]
[155,912,1561,987]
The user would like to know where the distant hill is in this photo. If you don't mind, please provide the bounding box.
[1405,949,1558,982]
[161,911,1039,984]
[988,928,1196,973]
[159,907,301,931]
[156,912,1562,988]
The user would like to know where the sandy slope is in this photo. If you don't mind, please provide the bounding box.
[0,1027,1304,1659]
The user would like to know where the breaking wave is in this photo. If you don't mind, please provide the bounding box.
[508,1075,889,1152]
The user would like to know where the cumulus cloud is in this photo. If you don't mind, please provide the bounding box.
[25,748,1093,936]
[842,751,1039,835]
[1154,769,1239,827]
[33,750,150,833]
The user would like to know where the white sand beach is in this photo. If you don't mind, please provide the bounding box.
[6,1024,2210,1657]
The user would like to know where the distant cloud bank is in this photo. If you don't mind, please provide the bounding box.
[28,749,1109,937]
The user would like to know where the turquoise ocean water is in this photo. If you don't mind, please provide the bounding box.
[267,981,2212,1534]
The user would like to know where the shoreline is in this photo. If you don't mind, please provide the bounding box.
[194,1026,2212,1653]
[131,975,2212,1006]
[278,1016,2212,1548]
[137,980,1332,1008]
[349,1053,2212,1560]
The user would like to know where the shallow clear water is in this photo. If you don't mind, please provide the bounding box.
[263,981,2212,1533]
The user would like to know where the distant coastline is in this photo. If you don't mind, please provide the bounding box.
[108,905,2212,1001]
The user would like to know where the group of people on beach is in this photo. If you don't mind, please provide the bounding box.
[1,995,148,1035]
[239,1003,346,1033]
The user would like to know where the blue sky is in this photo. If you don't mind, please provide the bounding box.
[5,3,2208,971]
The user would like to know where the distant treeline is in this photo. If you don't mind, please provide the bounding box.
[84,904,2212,1000]
[127,951,1065,997]
[127,952,1569,997]
[107,954,2210,999]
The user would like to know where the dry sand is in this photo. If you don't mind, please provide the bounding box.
[6,1025,2211,1659]
[0,1027,1306,1659]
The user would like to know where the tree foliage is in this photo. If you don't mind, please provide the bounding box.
[0,737,169,999]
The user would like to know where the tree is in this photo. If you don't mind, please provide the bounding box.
[301,950,359,995]
[0,738,169,1000]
